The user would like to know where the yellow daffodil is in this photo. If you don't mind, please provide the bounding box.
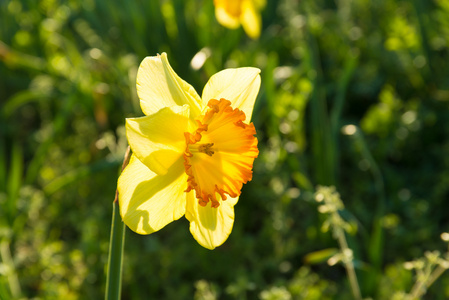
[118,53,260,249]
[214,0,265,39]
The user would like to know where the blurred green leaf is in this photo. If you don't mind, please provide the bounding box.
[303,248,339,264]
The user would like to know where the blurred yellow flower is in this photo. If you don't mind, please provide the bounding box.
[118,53,260,249]
[214,0,265,39]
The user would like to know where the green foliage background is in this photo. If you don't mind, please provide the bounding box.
[1,0,449,299]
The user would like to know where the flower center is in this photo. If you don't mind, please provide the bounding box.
[183,98,258,208]
[188,143,215,156]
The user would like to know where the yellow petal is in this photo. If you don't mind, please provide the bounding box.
[118,154,188,234]
[137,52,202,118]
[201,68,261,122]
[185,194,239,249]
[240,0,262,39]
[214,1,241,29]
[126,105,190,175]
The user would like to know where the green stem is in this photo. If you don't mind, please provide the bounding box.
[306,28,335,186]
[105,147,130,300]
[425,265,447,292]
[334,223,362,300]
[352,127,386,294]
[330,54,358,146]
[354,128,386,214]
[105,201,126,300]
[0,239,22,299]
[409,265,447,299]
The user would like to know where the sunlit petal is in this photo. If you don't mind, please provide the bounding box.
[201,68,261,121]
[186,194,239,249]
[126,105,190,175]
[118,155,188,234]
[214,0,241,29]
[241,0,261,39]
[137,52,202,117]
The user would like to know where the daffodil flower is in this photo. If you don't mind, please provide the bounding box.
[214,0,265,39]
[118,53,260,249]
